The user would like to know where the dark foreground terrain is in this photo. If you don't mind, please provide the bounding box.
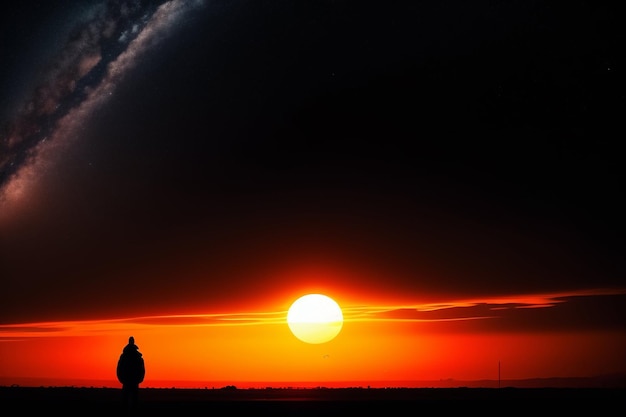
[2,386,624,415]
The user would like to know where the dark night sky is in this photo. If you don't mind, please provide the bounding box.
[1,0,624,325]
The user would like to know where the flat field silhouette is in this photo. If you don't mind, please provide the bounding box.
[2,386,624,415]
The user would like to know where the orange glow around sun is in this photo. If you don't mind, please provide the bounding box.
[1,283,625,388]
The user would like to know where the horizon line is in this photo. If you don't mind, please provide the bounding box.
[2,373,625,390]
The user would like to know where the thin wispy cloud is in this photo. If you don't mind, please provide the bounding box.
[2,287,623,339]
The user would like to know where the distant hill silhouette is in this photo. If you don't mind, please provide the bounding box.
[403,372,626,389]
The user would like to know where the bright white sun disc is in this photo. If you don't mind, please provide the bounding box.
[287,294,343,344]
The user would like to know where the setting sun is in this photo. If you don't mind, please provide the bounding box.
[287,294,344,344]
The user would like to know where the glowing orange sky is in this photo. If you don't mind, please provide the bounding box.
[2,288,625,388]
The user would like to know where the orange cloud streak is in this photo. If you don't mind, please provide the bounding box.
[1,287,624,387]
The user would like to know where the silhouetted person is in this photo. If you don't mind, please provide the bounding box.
[116,336,145,412]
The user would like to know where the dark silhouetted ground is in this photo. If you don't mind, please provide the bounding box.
[2,386,624,415]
